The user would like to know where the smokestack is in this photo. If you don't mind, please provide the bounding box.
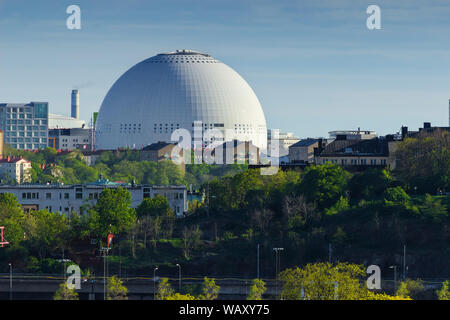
[71,89,79,119]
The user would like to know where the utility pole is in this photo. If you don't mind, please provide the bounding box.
[403,244,406,281]
[176,264,181,293]
[328,243,332,263]
[257,244,260,280]
[273,247,284,300]
[9,263,12,301]
[390,265,397,293]
[100,247,110,300]
[153,267,159,300]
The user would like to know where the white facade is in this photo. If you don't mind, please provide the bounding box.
[95,50,267,151]
[0,158,32,184]
[0,184,188,217]
[49,113,86,129]
[328,130,377,141]
[48,128,91,150]
[267,131,300,158]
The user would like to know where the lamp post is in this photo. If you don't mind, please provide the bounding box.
[389,265,397,293]
[257,244,260,280]
[153,267,159,300]
[273,248,284,300]
[8,263,12,301]
[176,264,181,293]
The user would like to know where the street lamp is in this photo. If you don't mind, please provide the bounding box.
[273,248,284,300]
[176,264,181,293]
[8,263,12,301]
[389,265,397,292]
[153,267,159,300]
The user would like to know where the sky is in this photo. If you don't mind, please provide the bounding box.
[0,0,450,138]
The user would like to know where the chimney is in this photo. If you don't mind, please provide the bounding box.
[401,126,408,140]
[423,122,431,129]
[71,89,79,119]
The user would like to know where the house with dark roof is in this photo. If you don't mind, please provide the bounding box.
[288,138,320,164]
[315,136,397,169]
[209,140,259,165]
[140,142,177,162]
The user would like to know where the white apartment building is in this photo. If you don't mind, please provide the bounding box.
[0,181,188,217]
[0,157,32,184]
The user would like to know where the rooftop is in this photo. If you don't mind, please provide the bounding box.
[142,141,174,151]
[0,156,29,163]
[290,138,318,148]
[320,138,389,157]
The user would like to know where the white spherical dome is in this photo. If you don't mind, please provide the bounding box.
[95,50,267,151]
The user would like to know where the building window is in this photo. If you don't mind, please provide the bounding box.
[46,193,51,199]
[76,188,83,199]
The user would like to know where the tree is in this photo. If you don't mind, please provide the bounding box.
[348,168,393,201]
[136,195,173,217]
[107,276,128,300]
[157,278,174,300]
[88,187,136,238]
[324,196,349,215]
[279,262,370,300]
[282,195,318,230]
[138,215,162,248]
[436,280,450,300]
[394,129,450,193]
[165,293,197,300]
[396,279,425,299]
[199,277,220,300]
[0,193,25,246]
[30,210,69,259]
[251,209,274,235]
[53,283,79,300]
[298,164,351,210]
[420,194,447,222]
[247,279,266,300]
[384,186,410,205]
[182,225,202,259]
[136,195,175,242]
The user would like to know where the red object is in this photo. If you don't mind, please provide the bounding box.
[107,233,114,248]
[0,227,10,247]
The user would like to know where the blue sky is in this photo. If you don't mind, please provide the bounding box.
[1,0,450,138]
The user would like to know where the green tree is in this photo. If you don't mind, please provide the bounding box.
[298,164,351,210]
[53,283,79,300]
[165,293,197,300]
[396,279,425,299]
[394,129,450,193]
[436,280,450,300]
[107,276,128,300]
[279,262,369,300]
[136,195,173,217]
[247,279,266,300]
[157,278,174,300]
[0,193,25,246]
[30,210,69,259]
[384,186,410,205]
[420,194,447,222]
[88,187,136,238]
[325,196,349,215]
[182,225,202,259]
[198,277,220,300]
[348,168,393,201]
